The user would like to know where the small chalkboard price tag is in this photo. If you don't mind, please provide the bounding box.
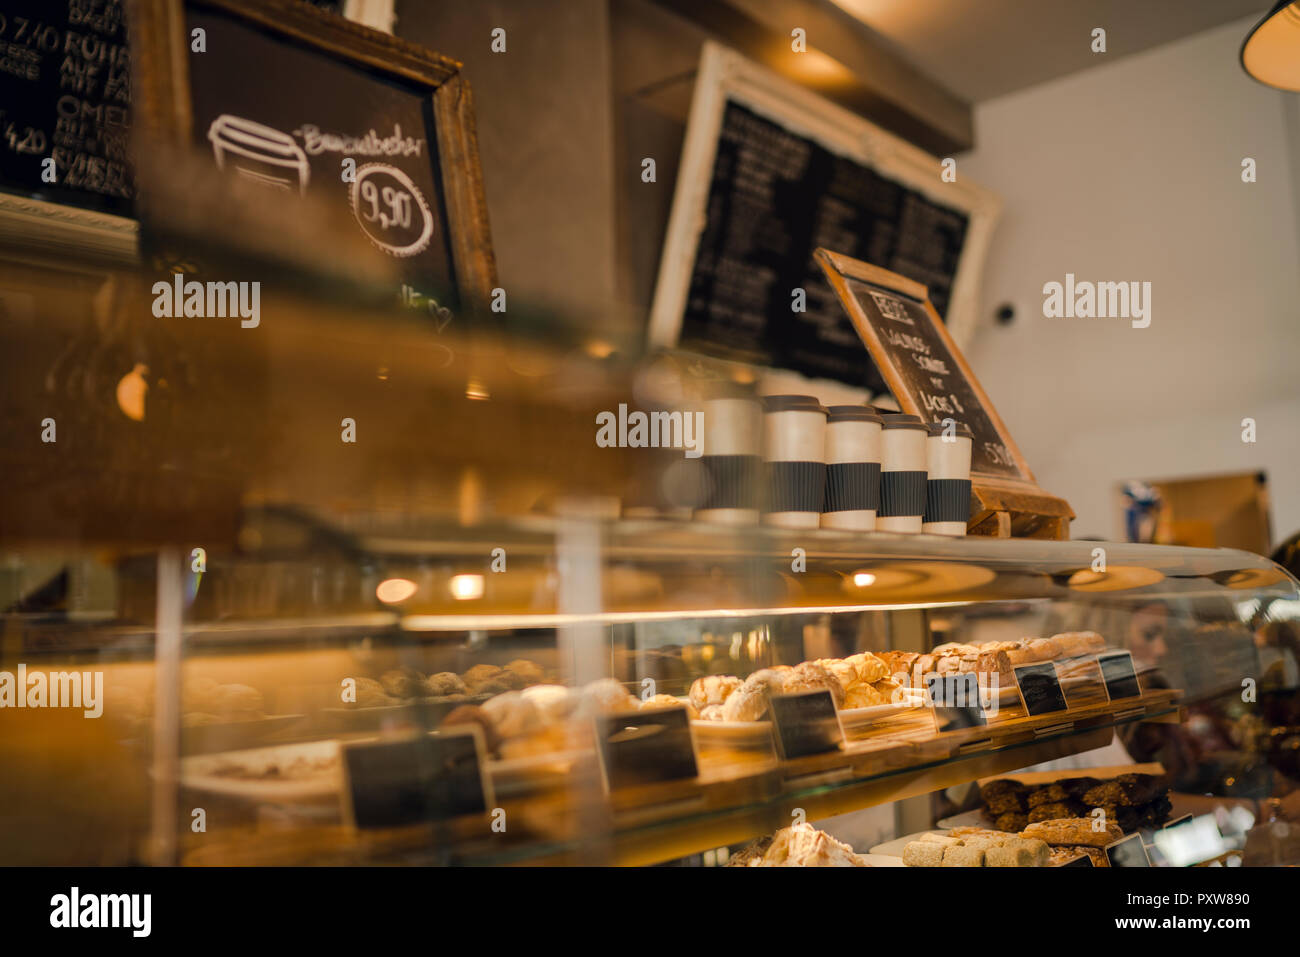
[1053,654,1109,710]
[1060,852,1095,867]
[1097,651,1142,700]
[924,673,989,732]
[595,705,698,792]
[769,690,843,759]
[1105,832,1152,867]
[341,727,492,829]
[1013,662,1069,716]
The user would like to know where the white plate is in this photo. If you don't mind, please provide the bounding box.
[839,701,915,722]
[181,739,343,804]
[861,853,905,867]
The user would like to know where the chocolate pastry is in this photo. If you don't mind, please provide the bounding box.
[1027,784,1070,808]
[985,792,1026,815]
[1028,802,1077,824]
[994,812,1029,833]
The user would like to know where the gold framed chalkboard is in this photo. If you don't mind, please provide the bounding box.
[816,248,1074,539]
[125,0,495,312]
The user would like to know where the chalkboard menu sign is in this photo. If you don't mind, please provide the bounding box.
[184,3,458,306]
[0,0,133,215]
[126,0,495,312]
[652,42,999,389]
[679,102,967,393]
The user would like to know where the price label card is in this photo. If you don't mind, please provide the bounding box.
[341,727,491,829]
[1097,651,1142,700]
[924,673,988,732]
[1105,831,1152,867]
[595,705,698,792]
[1053,654,1109,710]
[1013,662,1069,716]
[1060,852,1095,867]
[769,690,843,759]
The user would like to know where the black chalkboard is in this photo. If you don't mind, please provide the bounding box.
[843,277,1025,480]
[679,101,968,393]
[0,0,133,215]
[183,3,459,309]
[341,728,490,829]
[769,689,842,759]
[595,706,698,791]
[1013,662,1069,716]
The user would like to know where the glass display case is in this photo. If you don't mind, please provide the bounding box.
[3,510,1298,867]
[2,262,1298,869]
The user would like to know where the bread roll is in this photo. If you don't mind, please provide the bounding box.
[688,675,741,711]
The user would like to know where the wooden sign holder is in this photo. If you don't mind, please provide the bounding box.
[816,249,1074,540]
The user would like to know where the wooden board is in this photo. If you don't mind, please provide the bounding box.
[815,249,1074,538]
[977,763,1167,787]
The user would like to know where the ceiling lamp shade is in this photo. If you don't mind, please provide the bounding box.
[1242,1,1300,91]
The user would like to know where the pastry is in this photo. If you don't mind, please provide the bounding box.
[1026,783,1069,808]
[581,678,637,714]
[721,670,780,722]
[520,684,577,723]
[872,677,903,702]
[942,845,985,867]
[688,675,742,711]
[985,791,1026,815]
[778,662,845,709]
[759,823,869,866]
[902,842,945,866]
[380,668,426,699]
[441,704,500,753]
[1027,801,1080,823]
[726,836,773,866]
[1026,638,1062,661]
[462,664,505,690]
[1021,817,1122,847]
[876,651,918,678]
[985,844,1035,867]
[843,683,886,709]
[993,812,1029,832]
[932,642,979,656]
[918,832,963,847]
[426,672,468,697]
[639,693,693,716]
[699,704,725,721]
[504,658,545,687]
[481,691,542,739]
[349,677,391,708]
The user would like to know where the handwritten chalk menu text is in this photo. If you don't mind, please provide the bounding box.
[185,4,459,311]
[848,279,1025,480]
[680,101,968,392]
[0,0,132,215]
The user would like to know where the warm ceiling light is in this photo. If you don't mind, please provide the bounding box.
[465,378,489,400]
[375,577,417,603]
[449,573,485,600]
[852,572,877,587]
[1242,1,1300,91]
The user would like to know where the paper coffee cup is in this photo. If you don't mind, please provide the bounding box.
[821,405,883,531]
[878,413,927,533]
[923,421,973,536]
[695,388,762,525]
[761,394,827,529]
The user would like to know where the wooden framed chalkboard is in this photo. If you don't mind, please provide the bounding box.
[0,0,138,264]
[650,42,999,396]
[815,249,1074,539]
[125,0,494,312]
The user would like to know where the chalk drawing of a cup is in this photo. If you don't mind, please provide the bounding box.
[208,115,310,194]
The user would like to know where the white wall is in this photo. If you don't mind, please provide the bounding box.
[960,17,1300,544]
